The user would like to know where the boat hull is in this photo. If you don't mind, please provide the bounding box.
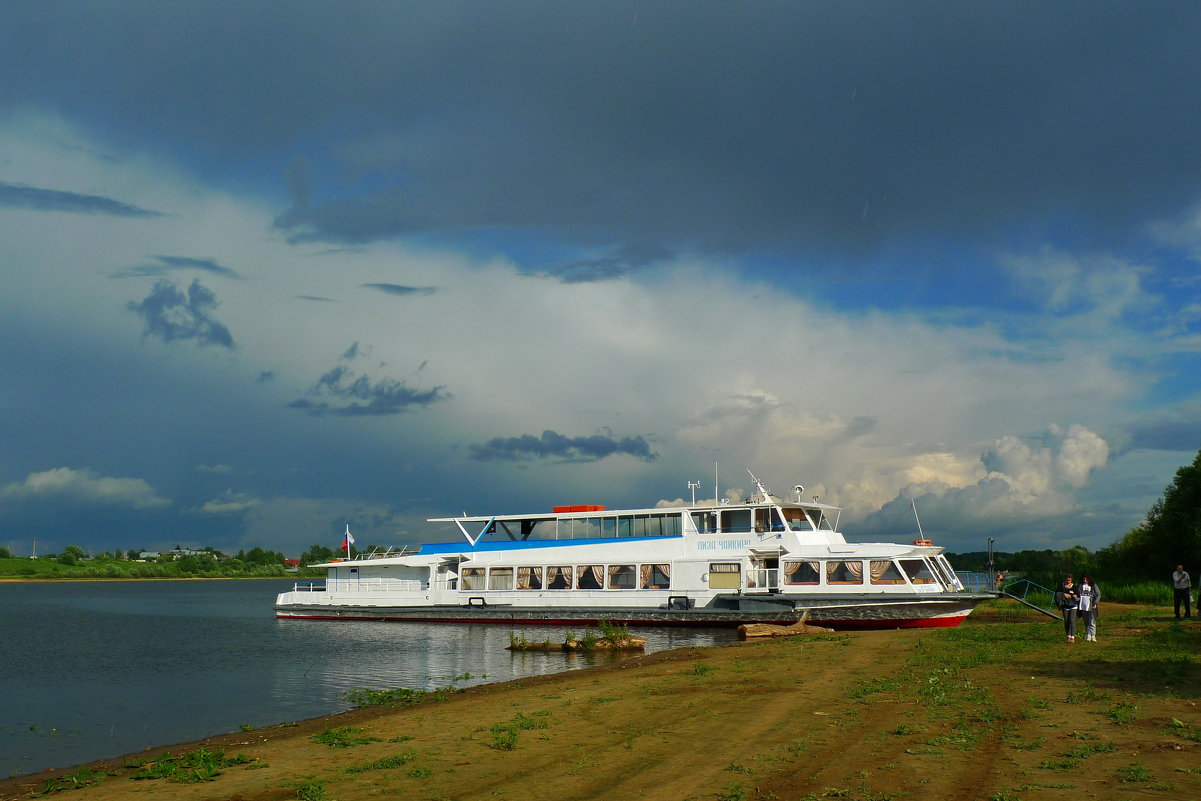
[274,593,991,630]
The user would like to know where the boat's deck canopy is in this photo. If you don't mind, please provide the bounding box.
[428,498,842,526]
[426,493,845,547]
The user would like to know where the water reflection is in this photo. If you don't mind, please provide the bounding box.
[0,581,734,777]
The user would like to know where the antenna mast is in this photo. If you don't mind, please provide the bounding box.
[746,468,769,502]
[911,499,925,540]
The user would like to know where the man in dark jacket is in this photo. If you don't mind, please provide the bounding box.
[1056,574,1080,642]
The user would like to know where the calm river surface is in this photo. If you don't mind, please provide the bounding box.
[1,579,735,777]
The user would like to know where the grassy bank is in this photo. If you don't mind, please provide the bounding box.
[0,557,321,581]
[3,600,1200,801]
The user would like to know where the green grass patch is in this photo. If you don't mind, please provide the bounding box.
[341,750,418,774]
[309,726,381,748]
[343,685,455,707]
[32,768,106,796]
[129,748,252,783]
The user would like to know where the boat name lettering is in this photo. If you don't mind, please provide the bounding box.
[697,539,752,551]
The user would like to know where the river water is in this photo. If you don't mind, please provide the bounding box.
[1,579,734,777]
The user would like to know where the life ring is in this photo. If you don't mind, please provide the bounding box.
[913,539,932,546]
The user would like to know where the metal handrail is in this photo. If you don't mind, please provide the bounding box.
[998,578,1062,620]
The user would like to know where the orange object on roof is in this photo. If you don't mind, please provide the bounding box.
[552,504,607,513]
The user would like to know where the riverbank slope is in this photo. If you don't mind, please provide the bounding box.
[4,603,1199,801]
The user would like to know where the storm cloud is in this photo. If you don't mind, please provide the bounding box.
[361,283,437,297]
[0,180,163,217]
[469,430,658,463]
[126,278,235,348]
[112,255,241,279]
[4,3,1200,259]
[290,346,449,417]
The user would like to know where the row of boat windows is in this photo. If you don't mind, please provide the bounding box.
[460,564,671,591]
[691,507,830,533]
[457,558,947,591]
[780,559,943,586]
[485,507,828,541]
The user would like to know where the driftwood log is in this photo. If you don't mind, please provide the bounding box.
[737,610,835,640]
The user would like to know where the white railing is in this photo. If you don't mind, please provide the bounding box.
[327,578,426,593]
[291,582,325,592]
[747,568,780,590]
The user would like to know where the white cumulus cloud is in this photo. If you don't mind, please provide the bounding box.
[0,467,170,509]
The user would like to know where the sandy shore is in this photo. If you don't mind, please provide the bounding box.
[3,604,1198,801]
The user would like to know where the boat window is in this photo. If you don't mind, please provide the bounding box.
[754,508,785,532]
[517,566,543,590]
[488,567,514,590]
[782,508,812,531]
[618,516,633,537]
[547,566,573,590]
[783,561,820,585]
[489,519,556,541]
[826,560,864,585]
[899,559,936,584]
[931,556,960,589]
[576,565,604,590]
[692,511,717,533]
[661,514,682,537]
[720,509,752,533]
[708,562,741,590]
[608,564,636,589]
[461,567,485,590]
[869,561,906,585]
[635,514,654,537]
[601,517,617,538]
[640,564,671,589]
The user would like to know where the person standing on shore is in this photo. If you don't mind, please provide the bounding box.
[1057,573,1080,643]
[1078,575,1100,642]
[1173,565,1192,619]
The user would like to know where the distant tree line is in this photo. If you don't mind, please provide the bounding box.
[950,445,1201,588]
[0,542,352,579]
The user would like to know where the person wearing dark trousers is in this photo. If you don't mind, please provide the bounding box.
[1173,565,1192,619]
[1078,575,1100,642]
[1057,574,1080,643]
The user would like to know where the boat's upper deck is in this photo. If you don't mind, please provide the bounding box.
[428,492,844,548]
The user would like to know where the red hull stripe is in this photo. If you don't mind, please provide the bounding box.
[275,613,969,630]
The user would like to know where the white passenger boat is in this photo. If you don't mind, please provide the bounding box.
[275,475,993,629]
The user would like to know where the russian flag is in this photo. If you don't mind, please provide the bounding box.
[342,524,355,553]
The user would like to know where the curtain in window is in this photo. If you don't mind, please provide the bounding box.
[517,567,536,589]
[639,564,652,586]
[548,566,572,588]
[577,565,604,585]
[869,561,891,581]
[845,561,863,580]
[461,568,484,590]
[825,561,838,580]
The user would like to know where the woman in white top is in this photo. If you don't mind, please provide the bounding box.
[1078,575,1100,642]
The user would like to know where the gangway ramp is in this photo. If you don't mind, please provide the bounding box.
[998,578,1062,620]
